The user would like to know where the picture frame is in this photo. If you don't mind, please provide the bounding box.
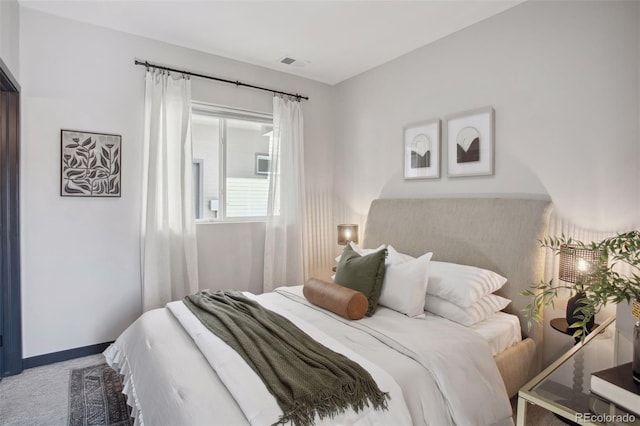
[445,106,494,177]
[255,153,271,176]
[403,118,441,180]
[60,129,122,197]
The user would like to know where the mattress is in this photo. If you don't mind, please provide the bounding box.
[470,311,522,356]
[424,311,522,356]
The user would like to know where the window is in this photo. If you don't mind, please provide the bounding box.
[191,103,273,221]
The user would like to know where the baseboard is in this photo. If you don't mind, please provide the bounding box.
[23,342,113,369]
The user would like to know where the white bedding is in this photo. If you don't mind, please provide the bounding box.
[167,297,412,426]
[469,311,522,356]
[104,308,247,426]
[423,310,523,357]
[105,286,514,426]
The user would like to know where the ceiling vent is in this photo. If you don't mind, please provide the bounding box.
[278,57,308,67]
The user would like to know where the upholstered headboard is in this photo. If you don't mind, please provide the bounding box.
[362,198,551,350]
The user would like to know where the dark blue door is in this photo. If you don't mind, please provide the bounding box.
[0,57,22,378]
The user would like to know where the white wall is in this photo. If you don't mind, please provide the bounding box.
[615,1,640,365]
[0,0,20,80]
[20,8,334,357]
[331,0,640,364]
[196,222,265,295]
[332,1,639,233]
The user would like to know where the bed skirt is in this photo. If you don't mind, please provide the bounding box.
[104,344,144,426]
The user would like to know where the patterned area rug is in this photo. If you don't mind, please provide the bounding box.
[68,363,133,426]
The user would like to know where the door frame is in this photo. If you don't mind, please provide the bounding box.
[0,56,22,377]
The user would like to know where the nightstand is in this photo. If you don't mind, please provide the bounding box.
[517,317,639,425]
[551,318,600,344]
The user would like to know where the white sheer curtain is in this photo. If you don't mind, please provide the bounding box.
[141,70,199,311]
[263,96,307,292]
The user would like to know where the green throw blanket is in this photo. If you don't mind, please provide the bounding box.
[183,290,389,426]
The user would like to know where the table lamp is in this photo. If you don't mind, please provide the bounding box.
[337,224,358,246]
[559,244,605,331]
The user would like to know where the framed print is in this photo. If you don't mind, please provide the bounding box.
[445,106,494,177]
[255,153,271,176]
[403,118,440,180]
[61,129,121,197]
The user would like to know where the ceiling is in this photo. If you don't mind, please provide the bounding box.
[20,0,523,85]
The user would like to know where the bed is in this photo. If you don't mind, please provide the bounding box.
[105,197,551,426]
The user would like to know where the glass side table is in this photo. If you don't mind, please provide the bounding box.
[517,316,640,426]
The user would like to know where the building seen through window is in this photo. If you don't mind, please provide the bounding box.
[191,105,273,221]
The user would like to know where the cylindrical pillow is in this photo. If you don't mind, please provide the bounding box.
[303,278,368,320]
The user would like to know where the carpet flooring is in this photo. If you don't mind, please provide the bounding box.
[0,353,562,425]
[0,354,105,425]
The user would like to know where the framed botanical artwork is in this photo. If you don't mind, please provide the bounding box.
[403,118,441,180]
[60,130,121,197]
[445,106,494,177]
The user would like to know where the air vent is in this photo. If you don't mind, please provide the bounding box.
[278,57,309,68]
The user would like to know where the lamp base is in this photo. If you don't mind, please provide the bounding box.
[566,292,595,333]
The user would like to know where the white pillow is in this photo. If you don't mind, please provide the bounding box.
[425,294,511,326]
[387,245,507,307]
[335,242,386,263]
[379,252,433,318]
[428,262,507,307]
[387,245,415,264]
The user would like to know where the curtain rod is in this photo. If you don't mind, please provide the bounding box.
[134,60,309,101]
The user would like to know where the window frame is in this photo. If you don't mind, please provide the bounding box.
[191,102,273,223]
[192,158,204,219]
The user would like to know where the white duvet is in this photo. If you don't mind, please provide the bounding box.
[105,286,513,426]
[167,296,412,426]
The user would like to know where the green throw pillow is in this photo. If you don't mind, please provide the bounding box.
[334,244,387,316]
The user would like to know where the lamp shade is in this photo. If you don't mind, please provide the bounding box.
[337,224,358,245]
[558,244,606,284]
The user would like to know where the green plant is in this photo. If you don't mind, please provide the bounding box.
[523,231,640,339]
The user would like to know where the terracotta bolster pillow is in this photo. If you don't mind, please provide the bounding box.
[303,278,369,320]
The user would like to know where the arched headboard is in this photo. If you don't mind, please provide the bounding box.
[362,198,552,370]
